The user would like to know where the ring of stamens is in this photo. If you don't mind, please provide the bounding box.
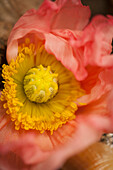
[1,38,85,134]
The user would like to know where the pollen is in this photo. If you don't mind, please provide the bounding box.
[1,38,85,134]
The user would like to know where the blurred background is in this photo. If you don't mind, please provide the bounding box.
[0,0,113,169]
[82,0,113,16]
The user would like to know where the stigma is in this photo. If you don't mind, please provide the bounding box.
[24,65,58,103]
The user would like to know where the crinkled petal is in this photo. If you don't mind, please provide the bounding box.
[46,29,88,80]
[78,68,113,105]
[81,66,102,93]
[77,68,113,133]
[75,15,113,70]
[7,0,90,65]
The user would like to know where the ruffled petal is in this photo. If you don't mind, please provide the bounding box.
[78,68,113,105]
[7,0,90,65]
[81,66,102,93]
[75,15,113,69]
[77,68,113,132]
[77,95,113,132]
[45,29,88,80]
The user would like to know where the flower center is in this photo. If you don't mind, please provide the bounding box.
[23,65,58,103]
[1,40,85,134]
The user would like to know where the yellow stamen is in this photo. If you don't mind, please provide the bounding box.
[1,39,85,134]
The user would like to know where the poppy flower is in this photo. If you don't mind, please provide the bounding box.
[0,0,113,169]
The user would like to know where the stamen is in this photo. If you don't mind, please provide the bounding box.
[1,39,85,134]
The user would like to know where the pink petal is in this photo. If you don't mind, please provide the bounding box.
[0,97,76,166]
[44,32,79,77]
[0,81,113,169]
[6,0,58,62]
[77,68,113,132]
[7,0,90,65]
[30,114,106,170]
[0,95,112,169]
[81,66,102,93]
[107,90,113,131]
[52,0,90,30]
[75,15,113,69]
[0,151,29,170]
[0,114,106,170]
[78,68,113,105]
[0,100,51,165]
[47,120,76,147]
[0,118,76,165]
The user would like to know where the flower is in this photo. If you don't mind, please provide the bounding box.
[0,0,113,169]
